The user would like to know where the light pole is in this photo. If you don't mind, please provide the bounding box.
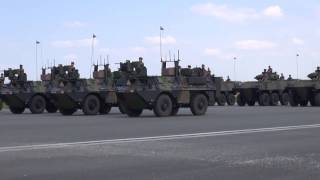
[233,57,237,81]
[160,26,164,61]
[90,34,96,78]
[296,53,299,79]
[35,41,40,81]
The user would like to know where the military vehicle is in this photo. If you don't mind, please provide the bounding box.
[236,69,291,106]
[50,63,118,115]
[116,57,220,117]
[0,65,57,114]
[286,67,320,106]
[215,78,238,106]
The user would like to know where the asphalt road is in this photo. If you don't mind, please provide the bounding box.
[0,106,320,180]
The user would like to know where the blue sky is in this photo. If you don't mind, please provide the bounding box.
[1,0,320,80]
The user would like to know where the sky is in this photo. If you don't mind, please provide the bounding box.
[0,0,320,81]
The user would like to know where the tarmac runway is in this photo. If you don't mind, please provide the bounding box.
[0,106,320,180]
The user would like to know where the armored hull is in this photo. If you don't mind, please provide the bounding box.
[287,80,320,106]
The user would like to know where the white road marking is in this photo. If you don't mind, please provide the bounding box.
[1,124,320,153]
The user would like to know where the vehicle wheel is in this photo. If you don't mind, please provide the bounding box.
[226,94,236,106]
[237,93,246,106]
[9,106,25,114]
[289,91,299,107]
[270,93,279,106]
[126,108,143,117]
[314,93,320,106]
[82,95,100,115]
[46,103,58,113]
[171,107,179,116]
[247,99,256,106]
[190,94,208,116]
[0,100,3,111]
[310,94,316,106]
[29,95,46,114]
[154,94,173,117]
[99,103,112,114]
[259,93,270,106]
[299,100,309,107]
[118,104,126,114]
[217,94,226,106]
[60,108,77,116]
[280,93,289,106]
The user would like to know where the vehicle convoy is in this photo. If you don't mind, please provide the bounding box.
[0,65,58,114]
[286,67,320,107]
[50,63,119,115]
[116,57,221,117]
[236,67,292,106]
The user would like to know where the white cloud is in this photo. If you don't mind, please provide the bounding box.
[263,6,284,17]
[51,38,98,48]
[292,37,304,45]
[64,21,87,28]
[235,40,277,50]
[144,36,177,45]
[204,48,221,56]
[191,3,283,22]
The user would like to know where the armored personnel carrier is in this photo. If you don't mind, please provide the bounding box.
[50,63,118,115]
[116,57,219,117]
[237,69,291,106]
[286,67,320,106]
[0,65,57,114]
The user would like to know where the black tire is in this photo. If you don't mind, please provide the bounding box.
[60,108,77,116]
[226,94,236,106]
[118,105,126,114]
[126,108,143,117]
[314,93,320,106]
[217,94,226,106]
[259,93,270,106]
[99,103,112,114]
[247,99,256,106]
[289,91,299,107]
[0,100,3,111]
[154,94,173,117]
[237,93,246,106]
[280,93,289,106]
[190,94,208,116]
[46,103,58,113]
[9,106,25,114]
[270,93,279,106]
[171,107,179,116]
[82,95,100,115]
[29,95,46,114]
[299,100,309,107]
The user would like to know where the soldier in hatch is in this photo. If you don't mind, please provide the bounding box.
[288,75,293,80]
[280,73,285,80]
[268,66,273,73]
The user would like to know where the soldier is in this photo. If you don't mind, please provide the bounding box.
[288,75,293,80]
[226,76,231,82]
[280,73,285,80]
[0,73,4,86]
[268,66,273,73]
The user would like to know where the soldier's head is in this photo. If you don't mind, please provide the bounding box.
[188,65,191,69]
[317,67,320,71]
[202,64,205,69]
[1,73,3,78]
[139,57,143,62]
[289,74,292,77]
[263,69,267,72]
[71,62,75,67]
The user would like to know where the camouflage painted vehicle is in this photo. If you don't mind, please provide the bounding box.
[237,70,291,106]
[116,58,219,117]
[50,63,118,115]
[215,78,238,106]
[287,67,320,106]
[0,65,57,114]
